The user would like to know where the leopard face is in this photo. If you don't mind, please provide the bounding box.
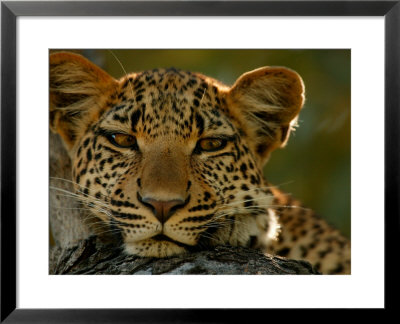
[50,53,304,258]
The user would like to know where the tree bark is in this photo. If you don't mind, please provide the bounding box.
[49,131,93,247]
[49,236,319,275]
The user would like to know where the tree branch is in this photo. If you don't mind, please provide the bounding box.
[49,236,319,275]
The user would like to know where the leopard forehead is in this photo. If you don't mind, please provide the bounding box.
[96,68,235,141]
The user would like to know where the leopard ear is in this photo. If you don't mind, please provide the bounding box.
[226,66,305,165]
[50,52,118,150]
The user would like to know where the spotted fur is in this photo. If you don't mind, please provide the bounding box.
[50,52,350,274]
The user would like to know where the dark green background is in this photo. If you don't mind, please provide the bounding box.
[79,49,351,238]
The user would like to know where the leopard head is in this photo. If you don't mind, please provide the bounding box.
[50,52,304,257]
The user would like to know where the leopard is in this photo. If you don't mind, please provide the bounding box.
[49,52,351,274]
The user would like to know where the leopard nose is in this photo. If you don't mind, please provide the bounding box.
[137,193,187,223]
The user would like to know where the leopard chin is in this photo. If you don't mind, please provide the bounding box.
[123,236,189,258]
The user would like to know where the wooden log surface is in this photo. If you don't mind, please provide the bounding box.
[49,236,319,275]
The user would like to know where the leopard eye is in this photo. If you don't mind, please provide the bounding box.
[197,138,227,152]
[109,133,137,149]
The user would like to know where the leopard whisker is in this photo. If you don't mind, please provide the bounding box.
[90,228,123,236]
[217,196,274,208]
[209,184,277,206]
[198,230,224,244]
[50,177,111,200]
[52,207,109,218]
[207,214,252,229]
[210,181,298,207]
[108,50,135,97]
[245,203,312,211]
[50,186,111,209]
[51,194,112,217]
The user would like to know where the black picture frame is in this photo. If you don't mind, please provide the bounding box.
[1,0,398,322]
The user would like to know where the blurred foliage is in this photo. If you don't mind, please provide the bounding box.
[79,49,351,238]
